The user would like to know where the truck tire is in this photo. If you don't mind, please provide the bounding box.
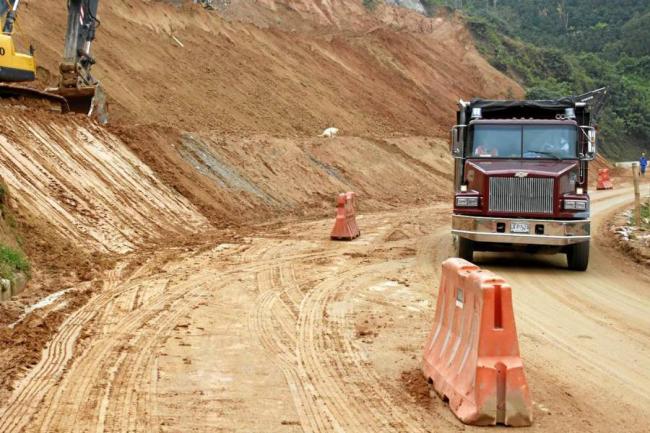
[457,237,474,262]
[567,241,589,271]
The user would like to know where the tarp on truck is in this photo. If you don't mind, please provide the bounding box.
[464,88,606,121]
[467,98,576,111]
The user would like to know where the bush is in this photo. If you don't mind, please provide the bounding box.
[363,0,380,10]
[461,3,650,160]
[0,245,30,279]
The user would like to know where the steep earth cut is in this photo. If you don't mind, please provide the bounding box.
[11,0,521,135]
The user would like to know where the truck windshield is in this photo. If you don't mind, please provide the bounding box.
[471,124,577,159]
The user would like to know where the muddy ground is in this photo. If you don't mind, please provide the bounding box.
[1,188,649,433]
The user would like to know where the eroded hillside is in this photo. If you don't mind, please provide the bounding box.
[12,0,521,135]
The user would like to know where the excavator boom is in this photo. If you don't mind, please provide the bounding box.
[0,0,106,122]
[49,0,106,122]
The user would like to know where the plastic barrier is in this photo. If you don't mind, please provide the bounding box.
[596,168,613,190]
[422,258,532,427]
[330,192,360,240]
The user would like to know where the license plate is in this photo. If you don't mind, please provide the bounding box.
[511,222,530,234]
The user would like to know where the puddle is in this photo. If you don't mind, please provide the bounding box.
[369,280,400,292]
[213,243,237,253]
[9,288,73,328]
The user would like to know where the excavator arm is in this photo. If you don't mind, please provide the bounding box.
[0,0,36,82]
[0,0,106,122]
[52,0,107,121]
[1,1,13,28]
[60,0,99,89]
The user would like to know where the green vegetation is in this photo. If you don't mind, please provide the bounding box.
[635,202,650,229]
[0,245,30,280]
[0,179,30,282]
[426,0,650,161]
[363,0,381,10]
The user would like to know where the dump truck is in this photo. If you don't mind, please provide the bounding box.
[450,89,607,271]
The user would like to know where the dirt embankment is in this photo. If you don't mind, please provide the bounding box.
[12,0,521,136]
[115,125,454,224]
[0,106,210,316]
[1,0,521,257]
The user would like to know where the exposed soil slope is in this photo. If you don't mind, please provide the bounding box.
[0,108,209,255]
[108,122,456,221]
[11,0,522,135]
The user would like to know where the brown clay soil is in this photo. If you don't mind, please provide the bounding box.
[1,1,649,432]
[0,188,649,433]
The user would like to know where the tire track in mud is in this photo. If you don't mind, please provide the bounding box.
[31,246,248,433]
[297,269,434,433]
[30,242,308,433]
[249,214,446,433]
[251,260,336,432]
[0,248,213,433]
[1,206,453,433]
[35,265,178,432]
[0,266,134,433]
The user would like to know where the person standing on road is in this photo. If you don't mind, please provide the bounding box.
[641,152,647,176]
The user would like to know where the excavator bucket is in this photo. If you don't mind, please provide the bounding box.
[0,83,108,123]
[49,84,108,124]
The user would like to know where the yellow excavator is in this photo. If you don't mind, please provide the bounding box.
[0,0,107,122]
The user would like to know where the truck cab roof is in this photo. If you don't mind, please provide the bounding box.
[469,119,578,126]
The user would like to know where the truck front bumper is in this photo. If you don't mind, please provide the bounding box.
[452,214,590,246]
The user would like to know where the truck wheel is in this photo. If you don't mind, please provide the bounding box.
[457,237,474,262]
[567,241,590,271]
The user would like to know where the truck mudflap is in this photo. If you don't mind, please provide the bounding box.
[452,214,590,246]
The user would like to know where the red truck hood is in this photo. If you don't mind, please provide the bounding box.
[467,159,577,177]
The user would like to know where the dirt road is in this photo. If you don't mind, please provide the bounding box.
[1,188,648,433]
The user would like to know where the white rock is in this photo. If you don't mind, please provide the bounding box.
[0,278,10,293]
[320,127,339,138]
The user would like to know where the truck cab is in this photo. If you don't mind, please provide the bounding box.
[451,97,599,271]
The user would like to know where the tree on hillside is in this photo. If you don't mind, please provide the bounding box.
[439,0,650,159]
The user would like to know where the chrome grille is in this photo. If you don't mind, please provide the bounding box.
[489,177,554,214]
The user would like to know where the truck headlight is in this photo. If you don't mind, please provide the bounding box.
[456,196,480,207]
[564,200,588,211]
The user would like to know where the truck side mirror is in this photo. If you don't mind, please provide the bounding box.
[450,125,464,157]
[587,129,596,154]
[580,126,596,160]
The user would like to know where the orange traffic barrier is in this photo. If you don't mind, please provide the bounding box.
[596,168,613,190]
[330,192,360,240]
[422,258,532,426]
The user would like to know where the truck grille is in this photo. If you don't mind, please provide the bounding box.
[489,177,554,214]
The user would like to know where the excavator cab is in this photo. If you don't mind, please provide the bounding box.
[0,0,67,111]
[0,0,36,82]
[0,33,36,82]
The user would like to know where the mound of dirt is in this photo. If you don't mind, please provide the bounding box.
[114,125,454,224]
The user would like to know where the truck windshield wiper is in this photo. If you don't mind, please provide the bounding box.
[525,150,562,160]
